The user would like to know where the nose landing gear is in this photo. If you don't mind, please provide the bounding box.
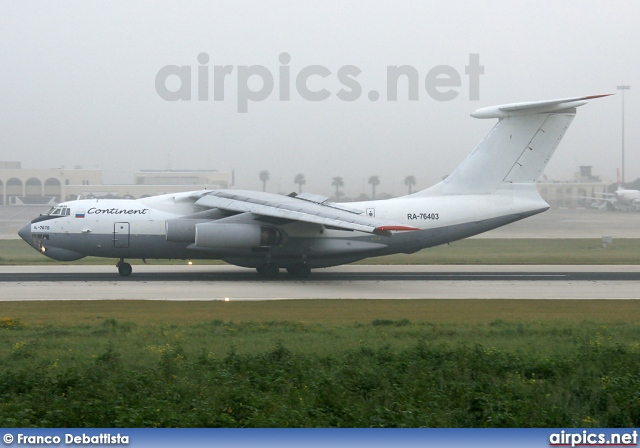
[117,258,132,277]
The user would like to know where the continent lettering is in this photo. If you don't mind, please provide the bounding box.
[87,208,149,215]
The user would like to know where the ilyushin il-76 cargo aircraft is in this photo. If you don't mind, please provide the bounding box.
[19,95,608,277]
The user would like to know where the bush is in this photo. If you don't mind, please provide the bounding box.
[1,320,640,427]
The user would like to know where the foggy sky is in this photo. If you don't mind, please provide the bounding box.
[1,0,638,198]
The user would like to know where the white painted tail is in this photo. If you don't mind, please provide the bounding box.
[419,95,610,196]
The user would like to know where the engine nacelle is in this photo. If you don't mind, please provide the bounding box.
[194,223,282,248]
[165,219,211,242]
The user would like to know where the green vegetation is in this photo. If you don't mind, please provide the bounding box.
[1,300,640,427]
[3,299,640,326]
[2,238,639,265]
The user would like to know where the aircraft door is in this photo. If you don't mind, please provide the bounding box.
[113,222,130,248]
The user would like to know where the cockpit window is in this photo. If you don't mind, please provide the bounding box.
[44,205,70,216]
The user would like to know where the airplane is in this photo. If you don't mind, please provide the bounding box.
[612,188,640,209]
[18,94,609,277]
[594,169,640,211]
[610,169,640,210]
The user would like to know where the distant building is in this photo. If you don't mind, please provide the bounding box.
[0,163,102,205]
[536,166,608,208]
[536,182,608,208]
[0,163,232,205]
[134,170,230,188]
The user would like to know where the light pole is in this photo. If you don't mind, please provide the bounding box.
[617,85,630,184]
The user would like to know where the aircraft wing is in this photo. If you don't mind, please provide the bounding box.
[193,190,418,235]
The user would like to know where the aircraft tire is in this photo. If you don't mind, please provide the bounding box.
[257,262,279,278]
[118,262,133,277]
[286,262,311,278]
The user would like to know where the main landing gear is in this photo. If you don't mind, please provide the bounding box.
[286,262,311,278]
[256,262,311,278]
[256,262,279,278]
[117,258,132,277]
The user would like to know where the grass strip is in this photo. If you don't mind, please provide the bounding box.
[2,299,640,326]
[2,238,640,265]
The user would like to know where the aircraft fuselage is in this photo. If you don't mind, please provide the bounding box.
[18,187,548,274]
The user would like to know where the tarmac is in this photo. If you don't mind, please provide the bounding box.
[1,264,639,301]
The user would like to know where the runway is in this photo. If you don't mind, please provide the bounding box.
[2,265,640,301]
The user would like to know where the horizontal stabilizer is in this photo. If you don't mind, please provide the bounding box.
[471,94,611,119]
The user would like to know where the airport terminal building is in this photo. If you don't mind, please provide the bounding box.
[0,162,232,205]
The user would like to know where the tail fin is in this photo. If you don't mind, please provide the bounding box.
[427,95,610,195]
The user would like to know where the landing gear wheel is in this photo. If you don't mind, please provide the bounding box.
[257,262,279,278]
[286,262,311,278]
[117,261,132,277]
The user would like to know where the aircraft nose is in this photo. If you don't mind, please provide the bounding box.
[18,222,31,242]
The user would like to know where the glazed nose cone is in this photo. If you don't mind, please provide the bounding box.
[18,222,31,242]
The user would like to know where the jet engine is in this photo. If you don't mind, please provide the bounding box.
[194,223,282,248]
[165,219,209,242]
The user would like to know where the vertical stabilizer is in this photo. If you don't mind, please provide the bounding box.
[421,95,610,196]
